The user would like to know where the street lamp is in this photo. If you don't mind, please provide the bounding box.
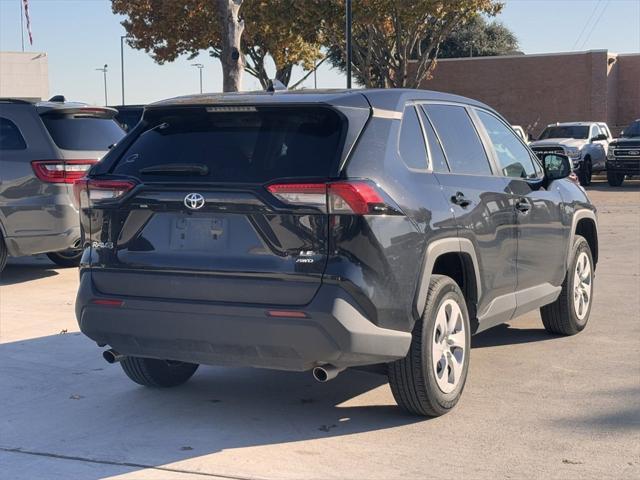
[120,36,127,105]
[345,0,352,89]
[95,64,108,106]
[191,63,204,94]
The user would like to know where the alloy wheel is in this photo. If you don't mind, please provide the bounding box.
[432,299,466,394]
[573,252,592,321]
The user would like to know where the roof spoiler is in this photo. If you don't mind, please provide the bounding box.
[39,105,118,119]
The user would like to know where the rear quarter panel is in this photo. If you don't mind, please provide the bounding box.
[332,116,455,333]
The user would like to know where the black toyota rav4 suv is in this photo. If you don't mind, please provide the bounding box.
[75,89,598,416]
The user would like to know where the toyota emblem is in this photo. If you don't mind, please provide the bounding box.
[184,193,205,210]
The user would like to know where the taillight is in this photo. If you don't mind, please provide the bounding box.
[73,178,136,208]
[266,180,394,215]
[31,160,97,184]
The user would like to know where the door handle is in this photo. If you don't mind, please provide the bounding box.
[516,199,531,214]
[451,191,471,208]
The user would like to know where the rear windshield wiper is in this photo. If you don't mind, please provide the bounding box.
[139,163,209,176]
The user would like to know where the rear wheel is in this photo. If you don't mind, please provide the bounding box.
[0,232,7,274]
[607,170,625,187]
[540,235,594,335]
[388,275,470,417]
[46,249,82,268]
[578,158,592,186]
[120,356,199,387]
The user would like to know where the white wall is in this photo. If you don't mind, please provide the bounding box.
[0,51,49,100]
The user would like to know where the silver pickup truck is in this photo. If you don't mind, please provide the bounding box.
[529,122,612,186]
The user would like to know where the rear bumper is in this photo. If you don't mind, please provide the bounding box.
[5,226,81,257]
[75,273,412,371]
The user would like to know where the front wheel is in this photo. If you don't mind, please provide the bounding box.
[578,158,592,186]
[607,170,625,187]
[388,275,471,417]
[46,249,82,268]
[540,235,594,335]
[120,356,199,387]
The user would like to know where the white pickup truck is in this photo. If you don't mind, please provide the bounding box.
[529,122,612,186]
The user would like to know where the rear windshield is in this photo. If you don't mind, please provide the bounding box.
[539,126,589,140]
[112,107,345,183]
[42,115,125,151]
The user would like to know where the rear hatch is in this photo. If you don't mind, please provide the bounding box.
[33,105,125,185]
[82,103,370,305]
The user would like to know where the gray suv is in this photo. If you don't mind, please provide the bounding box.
[0,98,125,272]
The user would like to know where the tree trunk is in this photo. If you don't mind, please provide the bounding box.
[216,0,244,92]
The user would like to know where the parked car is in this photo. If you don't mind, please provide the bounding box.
[606,119,640,186]
[529,121,612,186]
[75,89,598,417]
[0,98,125,272]
[110,104,144,132]
[512,124,527,143]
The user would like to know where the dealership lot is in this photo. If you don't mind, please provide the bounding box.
[1,179,638,480]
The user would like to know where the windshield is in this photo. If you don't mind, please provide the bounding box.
[113,106,346,183]
[622,121,640,138]
[42,115,125,151]
[539,126,589,140]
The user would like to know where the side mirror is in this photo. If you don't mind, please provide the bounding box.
[590,133,607,142]
[543,153,571,182]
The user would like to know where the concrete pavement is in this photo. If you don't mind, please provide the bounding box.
[1,179,639,480]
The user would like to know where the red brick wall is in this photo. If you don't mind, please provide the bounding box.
[616,54,640,131]
[417,50,638,138]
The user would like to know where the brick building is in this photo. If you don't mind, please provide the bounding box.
[419,50,640,137]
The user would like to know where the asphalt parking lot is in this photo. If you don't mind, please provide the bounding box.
[1,178,638,480]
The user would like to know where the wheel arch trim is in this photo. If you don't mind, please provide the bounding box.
[414,238,481,319]
[568,209,598,268]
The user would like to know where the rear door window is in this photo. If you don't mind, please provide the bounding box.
[42,115,125,151]
[418,108,449,172]
[0,117,27,150]
[113,107,345,183]
[423,104,492,175]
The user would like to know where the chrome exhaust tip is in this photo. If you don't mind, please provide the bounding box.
[312,365,343,382]
[102,349,125,364]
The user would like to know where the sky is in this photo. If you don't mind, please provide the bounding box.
[0,0,639,105]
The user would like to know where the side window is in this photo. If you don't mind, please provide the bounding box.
[418,107,449,172]
[423,104,492,175]
[476,110,539,179]
[398,106,428,170]
[0,117,27,150]
[590,125,598,140]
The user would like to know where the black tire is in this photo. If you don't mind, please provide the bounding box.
[578,158,592,186]
[607,170,625,187]
[540,235,594,336]
[120,356,199,387]
[0,232,7,274]
[46,249,82,268]
[388,275,471,417]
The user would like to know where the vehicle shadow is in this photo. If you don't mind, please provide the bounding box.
[0,263,59,286]
[585,178,640,191]
[0,333,426,479]
[471,323,558,348]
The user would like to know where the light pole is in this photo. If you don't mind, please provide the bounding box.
[120,36,127,105]
[345,0,352,89]
[95,64,108,105]
[191,63,204,93]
